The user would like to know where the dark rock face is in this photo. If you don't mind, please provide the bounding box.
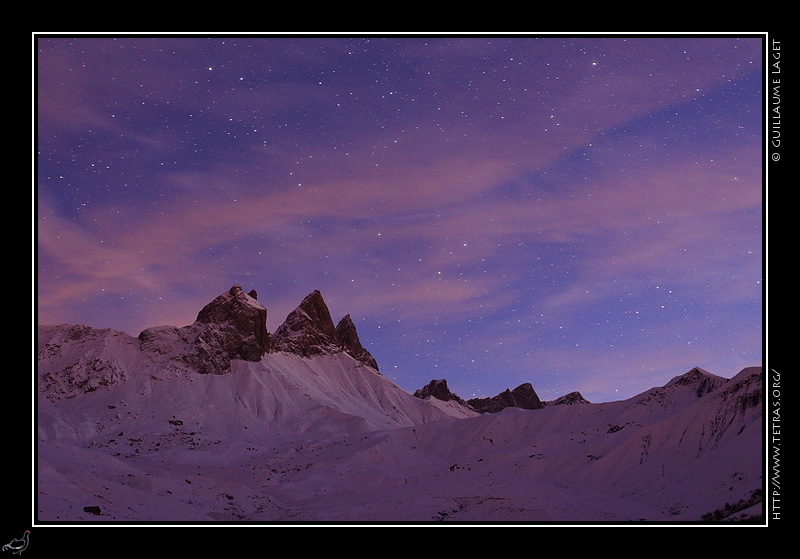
[467,382,544,414]
[413,379,467,405]
[414,379,452,401]
[194,285,269,361]
[509,382,545,409]
[634,366,728,409]
[138,285,269,375]
[336,314,379,370]
[131,286,379,374]
[270,290,339,356]
[413,379,547,414]
[270,290,379,370]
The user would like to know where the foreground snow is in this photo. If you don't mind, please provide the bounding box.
[36,325,763,524]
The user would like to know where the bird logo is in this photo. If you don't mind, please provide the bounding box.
[2,531,29,555]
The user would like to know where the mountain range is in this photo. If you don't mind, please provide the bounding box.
[36,285,764,523]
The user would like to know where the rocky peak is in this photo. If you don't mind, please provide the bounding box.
[196,285,262,324]
[413,379,466,405]
[295,290,338,339]
[467,382,545,414]
[271,290,379,370]
[271,290,338,356]
[509,382,545,409]
[336,314,379,370]
[632,366,729,410]
[194,285,269,361]
[135,286,379,374]
[137,285,268,375]
[414,378,547,414]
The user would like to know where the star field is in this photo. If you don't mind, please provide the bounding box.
[36,34,764,402]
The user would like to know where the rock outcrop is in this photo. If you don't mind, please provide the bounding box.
[195,285,269,361]
[271,290,379,370]
[40,285,380,398]
[632,366,729,409]
[138,285,269,375]
[270,290,338,356]
[414,379,551,414]
[335,314,379,370]
[79,285,381,375]
[467,382,545,414]
[413,379,468,406]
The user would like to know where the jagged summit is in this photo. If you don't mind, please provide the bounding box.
[271,289,379,370]
[412,367,724,416]
[134,286,379,376]
[413,378,567,414]
[336,314,379,370]
[271,290,338,355]
[135,285,270,375]
[467,382,544,413]
[194,285,269,361]
[414,379,467,406]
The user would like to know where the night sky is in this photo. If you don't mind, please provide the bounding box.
[35,34,764,403]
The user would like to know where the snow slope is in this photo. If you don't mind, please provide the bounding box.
[36,324,763,524]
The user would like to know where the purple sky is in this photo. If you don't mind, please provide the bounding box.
[36,34,764,402]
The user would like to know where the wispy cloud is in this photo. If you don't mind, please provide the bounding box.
[36,35,764,398]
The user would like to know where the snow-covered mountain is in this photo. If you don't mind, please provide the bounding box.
[36,286,763,523]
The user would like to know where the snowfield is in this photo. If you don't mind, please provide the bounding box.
[36,324,763,524]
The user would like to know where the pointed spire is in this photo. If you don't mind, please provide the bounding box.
[270,291,379,369]
[336,314,379,370]
[271,290,339,356]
